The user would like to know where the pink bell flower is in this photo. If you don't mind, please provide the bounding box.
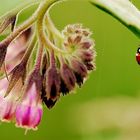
[16,82,43,130]
[0,78,18,122]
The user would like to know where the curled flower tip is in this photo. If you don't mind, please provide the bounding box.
[0,43,7,69]
[60,61,76,95]
[4,63,26,97]
[44,51,60,109]
[16,71,43,130]
[62,24,96,86]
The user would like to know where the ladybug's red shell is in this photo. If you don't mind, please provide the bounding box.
[136,53,140,64]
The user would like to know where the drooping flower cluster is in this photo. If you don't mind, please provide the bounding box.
[0,0,96,131]
[41,24,96,109]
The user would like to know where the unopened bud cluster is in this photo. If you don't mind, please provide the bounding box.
[0,0,96,131]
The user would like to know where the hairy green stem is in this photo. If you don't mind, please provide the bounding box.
[35,0,61,71]
[0,0,61,47]
[45,13,64,49]
[36,17,44,71]
[45,13,63,40]
[36,2,67,54]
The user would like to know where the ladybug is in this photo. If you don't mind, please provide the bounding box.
[136,47,140,64]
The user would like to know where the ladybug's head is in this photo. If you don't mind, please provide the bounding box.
[137,47,140,53]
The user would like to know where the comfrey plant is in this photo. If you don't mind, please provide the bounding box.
[0,0,140,132]
[0,0,96,131]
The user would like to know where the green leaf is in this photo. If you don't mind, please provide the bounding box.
[90,0,140,38]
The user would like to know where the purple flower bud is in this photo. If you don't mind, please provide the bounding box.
[44,52,61,107]
[60,63,76,95]
[70,59,87,86]
[5,63,26,97]
[84,62,95,70]
[45,66,60,104]
[60,79,70,95]
[41,81,57,109]
[78,50,94,62]
[80,40,94,49]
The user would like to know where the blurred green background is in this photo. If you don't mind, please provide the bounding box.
[1,0,140,140]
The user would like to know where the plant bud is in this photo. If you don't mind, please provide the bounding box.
[70,59,87,86]
[60,63,76,95]
[45,52,60,106]
[5,62,26,97]
[45,66,60,102]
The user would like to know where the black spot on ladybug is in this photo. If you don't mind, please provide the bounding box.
[137,47,140,53]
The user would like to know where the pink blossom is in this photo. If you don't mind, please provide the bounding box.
[16,83,43,130]
[0,29,31,74]
[0,78,17,122]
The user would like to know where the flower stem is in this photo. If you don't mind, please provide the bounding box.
[45,13,64,49]
[36,1,67,54]
[45,13,63,41]
[35,43,44,72]
[35,0,60,71]
[35,0,69,71]
[0,0,61,48]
